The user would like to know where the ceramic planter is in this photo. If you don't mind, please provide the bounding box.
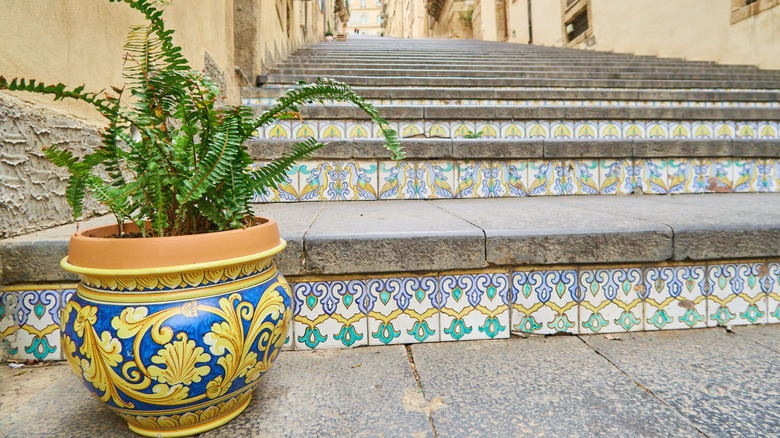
[60,218,291,437]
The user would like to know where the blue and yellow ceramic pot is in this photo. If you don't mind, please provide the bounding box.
[60,218,291,437]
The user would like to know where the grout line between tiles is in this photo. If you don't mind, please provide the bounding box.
[576,335,710,437]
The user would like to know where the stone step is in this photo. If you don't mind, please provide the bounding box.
[3,194,779,283]
[250,102,780,121]
[244,86,780,102]
[245,138,780,160]
[262,74,780,89]
[267,67,780,81]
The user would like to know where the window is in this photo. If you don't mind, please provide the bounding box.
[360,0,366,7]
[377,0,382,6]
[731,0,777,23]
[360,14,367,24]
[377,15,382,24]
[561,0,592,46]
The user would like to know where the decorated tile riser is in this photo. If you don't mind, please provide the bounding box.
[259,85,780,92]
[3,261,778,357]
[251,158,780,202]
[244,97,780,108]
[252,120,780,140]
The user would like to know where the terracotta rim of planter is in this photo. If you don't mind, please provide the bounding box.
[63,217,284,272]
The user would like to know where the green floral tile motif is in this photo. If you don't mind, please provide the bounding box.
[644,266,707,331]
[708,263,767,326]
[439,273,510,342]
[293,280,368,350]
[580,268,644,333]
[511,269,579,335]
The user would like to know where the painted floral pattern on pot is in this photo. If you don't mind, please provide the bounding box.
[60,261,292,437]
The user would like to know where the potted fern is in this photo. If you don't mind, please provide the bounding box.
[0,1,402,437]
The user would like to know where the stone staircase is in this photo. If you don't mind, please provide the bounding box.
[2,37,780,360]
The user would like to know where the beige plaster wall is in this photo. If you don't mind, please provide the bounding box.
[527,0,563,47]
[386,0,429,38]
[430,0,475,39]
[0,0,238,125]
[506,0,530,43]
[586,0,780,69]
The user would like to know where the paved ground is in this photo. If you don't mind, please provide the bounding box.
[1,325,778,437]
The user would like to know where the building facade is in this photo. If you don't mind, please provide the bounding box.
[418,0,780,69]
[346,0,385,35]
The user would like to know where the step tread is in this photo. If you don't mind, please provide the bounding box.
[3,194,779,283]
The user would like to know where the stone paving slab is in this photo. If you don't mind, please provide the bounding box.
[9,327,780,437]
[411,337,701,437]
[583,328,780,438]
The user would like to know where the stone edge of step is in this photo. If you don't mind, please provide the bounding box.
[244,138,780,160]
[3,195,780,285]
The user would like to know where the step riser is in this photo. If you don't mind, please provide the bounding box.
[265,75,780,89]
[256,119,780,140]
[269,69,780,81]
[3,259,779,357]
[251,156,780,203]
[246,88,780,102]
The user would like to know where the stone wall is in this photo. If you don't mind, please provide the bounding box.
[0,94,106,238]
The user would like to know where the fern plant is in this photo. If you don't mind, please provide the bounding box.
[0,0,402,237]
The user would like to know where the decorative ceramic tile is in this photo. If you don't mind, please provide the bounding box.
[318,121,347,139]
[298,161,378,201]
[0,291,19,357]
[439,273,510,342]
[644,265,707,330]
[692,121,714,138]
[291,121,318,139]
[622,121,645,139]
[645,121,670,139]
[708,263,767,326]
[425,121,450,138]
[598,121,622,139]
[668,158,705,194]
[13,289,62,360]
[293,280,369,350]
[548,160,577,195]
[733,159,760,193]
[346,121,371,139]
[456,161,509,198]
[500,121,525,139]
[366,276,440,345]
[714,121,737,138]
[511,269,580,335]
[251,162,299,202]
[474,121,500,138]
[599,159,634,194]
[579,268,644,333]
[635,159,669,194]
[389,161,455,199]
[570,159,600,195]
[378,161,409,199]
[757,122,779,139]
[502,161,530,197]
[574,121,598,139]
[265,121,292,139]
[757,159,777,193]
[451,121,477,138]
[527,160,557,196]
[670,122,692,139]
[399,121,425,138]
[736,122,758,139]
[525,121,550,139]
[701,158,734,193]
[372,120,400,138]
[773,159,780,192]
[765,263,780,323]
[551,121,575,139]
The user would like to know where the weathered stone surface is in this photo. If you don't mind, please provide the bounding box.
[452,139,542,158]
[252,203,323,276]
[433,197,673,265]
[0,94,106,238]
[544,139,632,158]
[584,329,780,438]
[303,200,486,274]
[246,138,353,159]
[412,337,700,437]
[731,139,780,157]
[633,139,732,157]
[201,346,431,437]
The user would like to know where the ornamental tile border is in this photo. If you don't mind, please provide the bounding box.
[250,120,780,140]
[3,260,779,359]
[243,98,780,108]
[251,158,780,202]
